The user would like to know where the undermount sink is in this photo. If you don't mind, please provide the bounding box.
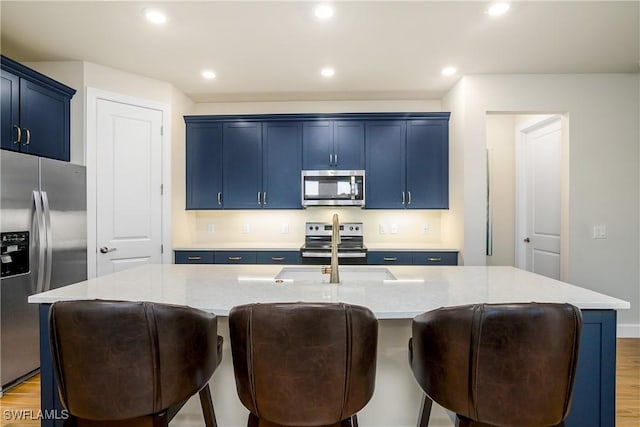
[275,266,397,282]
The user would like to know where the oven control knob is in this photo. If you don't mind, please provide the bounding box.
[315,226,319,230]
[350,226,354,231]
[355,226,359,231]
[309,226,313,230]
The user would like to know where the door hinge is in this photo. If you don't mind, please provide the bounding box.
[160,126,164,136]
[161,244,164,254]
[160,184,164,195]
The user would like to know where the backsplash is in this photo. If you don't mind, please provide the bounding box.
[183,208,447,247]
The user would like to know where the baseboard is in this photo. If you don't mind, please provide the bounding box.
[617,323,640,338]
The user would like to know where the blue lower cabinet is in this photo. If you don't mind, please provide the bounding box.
[215,251,257,264]
[174,251,214,264]
[412,252,458,266]
[368,251,413,265]
[257,251,300,264]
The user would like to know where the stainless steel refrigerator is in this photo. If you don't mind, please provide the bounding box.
[0,150,86,393]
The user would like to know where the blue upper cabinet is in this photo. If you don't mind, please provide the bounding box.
[365,121,407,209]
[302,120,365,170]
[1,56,75,161]
[406,120,449,209]
[186,122,223,209]
[302,121,334,169]
[262,121,302,209]
[365,117,449,209]
[223,122,263,209]
[184,113,448,210]
[334,121,365,170]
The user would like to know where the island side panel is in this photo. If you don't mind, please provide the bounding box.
[565,309,617,427]
[39,303,66,427]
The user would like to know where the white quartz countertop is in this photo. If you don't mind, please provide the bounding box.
[173,244,459,252]
[29,265,629,318]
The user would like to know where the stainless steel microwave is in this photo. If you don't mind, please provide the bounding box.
[301,170,365,207]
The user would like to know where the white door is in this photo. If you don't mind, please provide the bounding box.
[95,98,163,276]
[518,117,562,279]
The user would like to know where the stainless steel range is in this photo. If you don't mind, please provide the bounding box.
[300,222,367,265]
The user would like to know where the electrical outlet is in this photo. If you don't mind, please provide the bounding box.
[281,223,289,234]
[207,224,215,233]
[242,223,251,234]
[379,224,387,234]
[391,224,399,234]
[422,223,429,234]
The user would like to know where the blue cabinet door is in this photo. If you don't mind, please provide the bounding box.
[186,122,223,209]
[365,121,406,209]
[302,121,333,169]
[406,120,449,209]
[334,121,365,170]
[19,79,71,161]
[223,122,263,209]
[262,121,302,209]
[1,70,19,151]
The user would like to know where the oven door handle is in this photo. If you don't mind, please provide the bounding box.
[301,251,367,258]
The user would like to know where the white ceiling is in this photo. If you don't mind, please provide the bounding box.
[1,1,638,102]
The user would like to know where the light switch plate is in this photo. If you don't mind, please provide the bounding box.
[391,224,399,234]
[242,223,251,234]
[379,224,387,234]
[207,224,215,233]
[281,223,289,234]
[422,223,429,234]
[593,225,607,239]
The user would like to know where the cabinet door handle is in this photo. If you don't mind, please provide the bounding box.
[408,191,412,205]
[329,154,333,166]
[13,125,21,144]
[271,256,285,261]
[428,257,442,262]
[263,192,267,205]
[334,154,338,166]
[217,192,222,205]
[257,192,261,205]
[187,256,201,261]
[401,192,405,205]
[383,257,398,262]
[24,128,31,145]
[228,256,242,261]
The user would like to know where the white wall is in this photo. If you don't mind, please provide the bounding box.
[486,114,516,266]
[452,73,640,335]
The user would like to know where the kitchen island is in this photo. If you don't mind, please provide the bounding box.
[30,265,629,427]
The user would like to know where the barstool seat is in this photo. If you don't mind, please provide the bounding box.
[49,300,223,427]
[409,303,582,427]
[229,302,378,427]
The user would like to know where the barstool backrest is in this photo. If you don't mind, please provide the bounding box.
[410,303,582,427]
[229,302,378,427]
[49,300,219,421]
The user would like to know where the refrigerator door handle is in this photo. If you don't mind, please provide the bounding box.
[32,191,46,294]
[41,191,53,292]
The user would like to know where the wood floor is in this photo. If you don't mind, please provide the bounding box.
[1,339,638,427]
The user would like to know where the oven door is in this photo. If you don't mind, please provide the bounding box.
[299,250,367,265]
[301,170,365,207]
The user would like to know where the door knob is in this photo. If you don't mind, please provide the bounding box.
[99,246,116,254]
[523,237,531,243]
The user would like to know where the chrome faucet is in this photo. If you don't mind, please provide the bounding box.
[322,213,341,283]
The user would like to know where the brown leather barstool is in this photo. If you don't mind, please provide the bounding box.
[229,302,378,427]
[409,303,582,427]
[49,300,224,427]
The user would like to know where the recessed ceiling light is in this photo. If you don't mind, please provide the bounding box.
[487,2,510,17]
[201,70,216,80]
[441,66,457,76]
[314,4,334,20]
[321,67,335,77]
[144,8,167,25]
